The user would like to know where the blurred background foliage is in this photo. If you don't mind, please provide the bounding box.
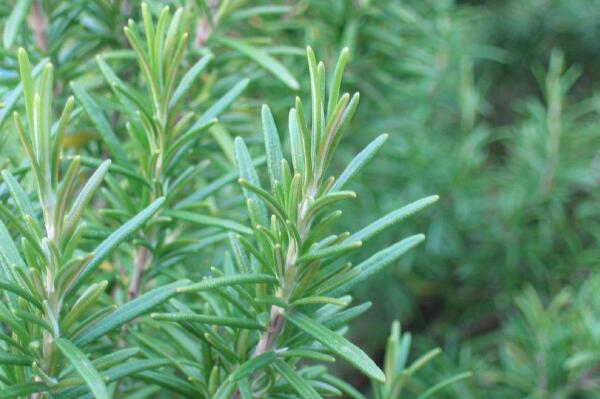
[2,0,600,397]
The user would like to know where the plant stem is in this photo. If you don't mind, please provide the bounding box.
[232,183,317,399]
[128,246,150,300]
[28,1,47,53]
[253,304,285,356]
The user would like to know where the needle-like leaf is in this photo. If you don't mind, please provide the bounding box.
[219,37,299,90]
[55,338,109,399]
[285,311,385,382]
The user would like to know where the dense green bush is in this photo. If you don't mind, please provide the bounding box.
[1,0,599,398]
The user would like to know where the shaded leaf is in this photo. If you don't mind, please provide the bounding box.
[285,312,385,382]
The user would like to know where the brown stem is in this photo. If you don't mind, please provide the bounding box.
[232,184,318,398]
[194,16,212,47]
[253,305,285,356]
[28,1,47,53]
[128,246,150,300]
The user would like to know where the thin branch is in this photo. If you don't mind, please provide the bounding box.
[28,1,47,53]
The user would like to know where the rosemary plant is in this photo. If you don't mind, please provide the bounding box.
[68,3,253,304]
[11,0,598,397]
[147,47,439,398]
[0,50,182,399]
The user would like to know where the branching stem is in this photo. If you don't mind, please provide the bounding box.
[128,245,150,300]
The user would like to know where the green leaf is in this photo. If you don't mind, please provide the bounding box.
[102,359,169,382]
[0,352,34,366]
[307,191,356,217]
[166,210,252,235]
[0,218,27,272]
[55,337,109,399]
[75,155,149,187]
[70,81,130,166]
[348,196,439,243]
[327,47,349,117]
[0,57,47,129]
[331,134,388,191]
[62,281,109,330]
[272,360,321,399]
[291,296,347,307]
[414,372,472,399]
[17,48,34,132]
[68,197,165,295]
[288,109,304,175]
[188,78,249,132]
[285,311,385,382]
[219,37,299,90]
[306,47,322,158]
[1,170,36,221]
[58,347,140,378]
[321,373,367,399]
[0,279,41,308]
[407,348,441,375]
[135,371,199,397]
[63,160,111,237]
[176,155,265,207]
[0,382,46,399]
[13,308,51,332]
[74,280,189,346]
[229,352,277,382]
[328,234,425,297]
[59,359,170,399]
[170,53,213,107]
[261,104,284,187]
[151,312,262,330]
[177,274,277,293]
[281,349,336,363]
[238,378,252,399]
[234,137,268,225]
[234,138,261,189]
[298,241,362,264]
[3,0,32,48]
[209,124,236,165]
[238,178,288,223]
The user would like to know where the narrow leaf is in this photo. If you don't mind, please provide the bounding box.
[261,104,284,187]
[74,280,189,346]
[329,234,425,297]
[0,218,27,271]
[219,37,299,90]
[0,352,34,366]
[1,170,35,221]
[0,383,46,399]
[234,137,268,225]
[348,196,439,243]
[170,53,214,107]
[272,360,321,399]
[229,352,277,382]
[55,338,109,399]
[63,160,111,237]
[0,56,47,129]
[166,210,252,235]
[151,312,261,330]
[285,311,385,382]
[177,274,277,293]
[70,81,130,166]
[3,0,32,48]
[331,134,388,191]
[299,241,362,264]
[415,372,472,399]
[188,78,249,131]
[68,197,165,295]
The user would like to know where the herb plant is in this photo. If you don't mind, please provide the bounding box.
[4,0,596,397]
[0,2,455,398]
